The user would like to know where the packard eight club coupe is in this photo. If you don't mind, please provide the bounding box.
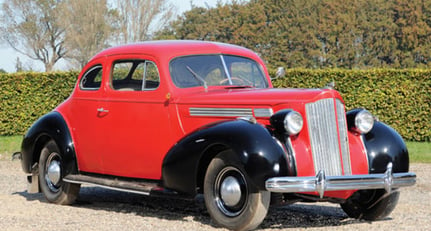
[21,41,415,230]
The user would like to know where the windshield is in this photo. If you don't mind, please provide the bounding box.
[170,55,269,88]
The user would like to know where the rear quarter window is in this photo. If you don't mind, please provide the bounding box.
[80,65,103,90]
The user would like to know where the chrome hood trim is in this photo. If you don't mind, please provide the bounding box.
[189,107,253,117]
[189,107,273,118]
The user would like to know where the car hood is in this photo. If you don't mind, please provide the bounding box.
[173,87,346,136]
[173,87,344,108]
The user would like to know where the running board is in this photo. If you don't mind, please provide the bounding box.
[64,174,179,197]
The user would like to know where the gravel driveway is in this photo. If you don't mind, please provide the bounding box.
[0,159,429,231]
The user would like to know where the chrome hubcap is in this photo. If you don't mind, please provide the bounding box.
[45,152,61,192]
[215,166,248,217]
[220,176,242,207]
[47,160,61,186]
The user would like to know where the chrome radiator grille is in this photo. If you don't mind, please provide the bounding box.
[305,98,351,176]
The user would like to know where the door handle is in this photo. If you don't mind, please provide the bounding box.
[97,108,109,113]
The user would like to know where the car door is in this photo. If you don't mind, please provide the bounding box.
[67,58,108,173]
[98,55,173,179]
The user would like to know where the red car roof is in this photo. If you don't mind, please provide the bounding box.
[91,40,260,61]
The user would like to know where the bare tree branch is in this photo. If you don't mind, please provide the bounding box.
[59,0,114,69]
[114,0,176,44]
[0,0,66,71]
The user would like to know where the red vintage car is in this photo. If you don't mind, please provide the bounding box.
[20,40,415,230]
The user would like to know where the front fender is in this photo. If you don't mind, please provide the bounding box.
[21,111,78,175]
[362,121,409,174]
[162,119,290,195]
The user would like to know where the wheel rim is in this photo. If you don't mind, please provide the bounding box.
[44,152,62,192]
[214,166,248,217]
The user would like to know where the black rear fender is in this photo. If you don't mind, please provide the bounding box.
[21,112,78,175]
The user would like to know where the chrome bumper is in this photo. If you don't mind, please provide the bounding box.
[265,163,416,198]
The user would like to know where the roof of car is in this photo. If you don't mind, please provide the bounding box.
[91,40,259,61]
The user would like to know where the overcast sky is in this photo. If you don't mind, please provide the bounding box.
[0,0,230,72]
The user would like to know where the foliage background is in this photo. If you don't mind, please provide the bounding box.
[0,70,429,141]
[271,69,431,142]
[0,72,77,136]
[157,0,431,70]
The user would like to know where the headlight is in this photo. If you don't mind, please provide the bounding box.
[347,109,374,134]
[284,111,303,135]
[355,110,374,133]
[270,109,303,136]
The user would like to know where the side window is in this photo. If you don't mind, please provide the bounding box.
[143,61,160,89]
[80,65,103,90]
[111,60,160,91]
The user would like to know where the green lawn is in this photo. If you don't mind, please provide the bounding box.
[406,141,431,163]
[0,135,22,160]
[0,136,430,163]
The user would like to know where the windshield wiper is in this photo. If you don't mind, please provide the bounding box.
[186,66,207,90]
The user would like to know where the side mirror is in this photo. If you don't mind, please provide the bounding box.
[273,67,285,79]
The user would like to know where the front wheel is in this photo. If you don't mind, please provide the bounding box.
[39,140,80,205]
[340,189,400,220]
[204,151,270,231]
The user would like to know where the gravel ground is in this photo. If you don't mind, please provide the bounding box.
[0,159,429,231]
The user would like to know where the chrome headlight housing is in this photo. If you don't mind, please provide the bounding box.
[270,109,303,136]
[347,108,375,134]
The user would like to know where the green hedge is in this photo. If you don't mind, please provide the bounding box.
[271,69,431,142]
[0,72,78,136]
[0,69,430,141]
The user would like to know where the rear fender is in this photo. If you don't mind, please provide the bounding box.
[21,112,78,176]
[161,119,290,195]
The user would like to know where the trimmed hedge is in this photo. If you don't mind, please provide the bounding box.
[0,69,430,141]
[0,72,78,136]
[271,69,431,142]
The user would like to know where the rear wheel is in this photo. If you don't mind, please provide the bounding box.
[204,151,270,231]
[341,189,400,220]
[39,140,80,204]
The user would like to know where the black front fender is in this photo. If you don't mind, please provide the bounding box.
[21,111,78,175]
[162,119,290,196]
[362,121,409,174]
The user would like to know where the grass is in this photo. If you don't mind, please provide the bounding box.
[0,136,430,163]
[406,141,431,163]
[0,135,22,160]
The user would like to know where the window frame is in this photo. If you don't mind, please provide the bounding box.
[110,59,160,91]
[79,65,103,91]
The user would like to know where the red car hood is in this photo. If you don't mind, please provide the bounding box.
[173,87,344,108]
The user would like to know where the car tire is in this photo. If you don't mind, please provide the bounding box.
[39,140,80,205]
[340,189,400,220]
[204,150,270,231]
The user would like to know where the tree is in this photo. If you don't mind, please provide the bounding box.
[0,68,6,73]
[0,0,66,72]
[158,0,431,69]
[59,0,115,68]
[114,0,175,43]
[155,1,264,50]
[392,0,431,67]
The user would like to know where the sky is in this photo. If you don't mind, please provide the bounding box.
[0,0,230,73]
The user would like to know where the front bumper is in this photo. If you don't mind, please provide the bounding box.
[265,163,416,198]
